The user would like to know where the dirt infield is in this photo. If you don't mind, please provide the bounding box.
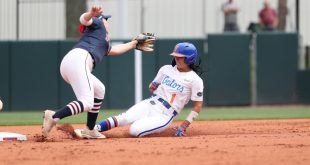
[1,119,310,165]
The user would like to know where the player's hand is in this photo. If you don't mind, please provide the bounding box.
[174,120,190,137]
[174,126,187,137]
[90,5,103,17]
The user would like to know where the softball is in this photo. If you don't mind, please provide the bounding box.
[0,99,3,111]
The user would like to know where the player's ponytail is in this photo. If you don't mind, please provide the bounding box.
[171,58,176,67]
[189,57,204,76]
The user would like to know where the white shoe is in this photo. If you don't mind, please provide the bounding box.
[42,110,56,138]
[94,124,101,132]
[74,127,106,139]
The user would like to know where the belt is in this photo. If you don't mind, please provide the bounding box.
[151,94,178,116]
[157,97,171,109]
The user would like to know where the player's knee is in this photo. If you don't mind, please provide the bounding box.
[116,116,130,126]
[80,99,94,112]
[129,126,139,137]
[97,83,106,99]
[129,124,143,137]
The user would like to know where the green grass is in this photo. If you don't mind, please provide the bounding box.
[193,106,310,120]
[0,106,310,126]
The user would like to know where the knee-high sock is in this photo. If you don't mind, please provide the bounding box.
[87,98,103,130]
[97,116,118,132]
[53,101,84,119]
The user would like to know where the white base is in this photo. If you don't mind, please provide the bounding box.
[0,132,27,141]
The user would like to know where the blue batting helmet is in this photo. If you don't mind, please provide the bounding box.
[170,42,197,65]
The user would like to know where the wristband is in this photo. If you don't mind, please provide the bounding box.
[80,13,93,26]
[186,111,199,123]
[181,120,190,128]
[149,82,159,91]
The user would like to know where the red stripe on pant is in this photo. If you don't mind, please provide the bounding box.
[112,117,118,127]
[105,120,111,129]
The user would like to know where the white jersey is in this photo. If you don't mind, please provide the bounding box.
[153,65,204,113]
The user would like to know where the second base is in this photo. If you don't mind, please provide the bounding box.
[0,132,27,141]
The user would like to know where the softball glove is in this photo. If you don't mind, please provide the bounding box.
[134,33,156,52]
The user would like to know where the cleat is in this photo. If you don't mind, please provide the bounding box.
[42,110,56,138]
[74,127,106,139]
[94,124,101,132]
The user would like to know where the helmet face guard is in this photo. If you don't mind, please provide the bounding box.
[170,42,197,65]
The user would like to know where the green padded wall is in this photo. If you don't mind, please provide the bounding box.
[296,70,310,104]
[207,34,251,105]
[142,48,156,100]
[0,42,10,111]
[10,41,59,110]
[106,51,135,109]
[1,36,302,110]
[256,33,298,104]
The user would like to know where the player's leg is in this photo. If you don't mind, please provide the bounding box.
[54,49,95,118]
[86,74,105,130]
[129,114,174,137]
[42,49,95,137]
[75,75,105,138]
[95,100,151,132]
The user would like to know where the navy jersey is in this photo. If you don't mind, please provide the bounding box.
[74,17,111,67]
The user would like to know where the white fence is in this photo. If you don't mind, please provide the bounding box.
[0,0,309,45]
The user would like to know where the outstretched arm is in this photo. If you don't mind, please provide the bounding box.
[108,40,138,56]
[108,32,155,56]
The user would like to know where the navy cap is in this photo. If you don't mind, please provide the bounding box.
[98,14,112,20]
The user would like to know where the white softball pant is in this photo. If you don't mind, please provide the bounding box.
[115,95,177,137]
[60,48,105,112]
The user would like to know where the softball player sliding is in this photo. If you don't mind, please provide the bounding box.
[42,5,154,139]
[75,42,204,137]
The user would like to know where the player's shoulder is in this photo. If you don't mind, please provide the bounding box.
[161,64,173,69]
[159,65,173,71]
[190,71,204,84]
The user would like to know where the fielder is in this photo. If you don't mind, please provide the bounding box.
[75,42,204,138]
[42,5,155,139]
